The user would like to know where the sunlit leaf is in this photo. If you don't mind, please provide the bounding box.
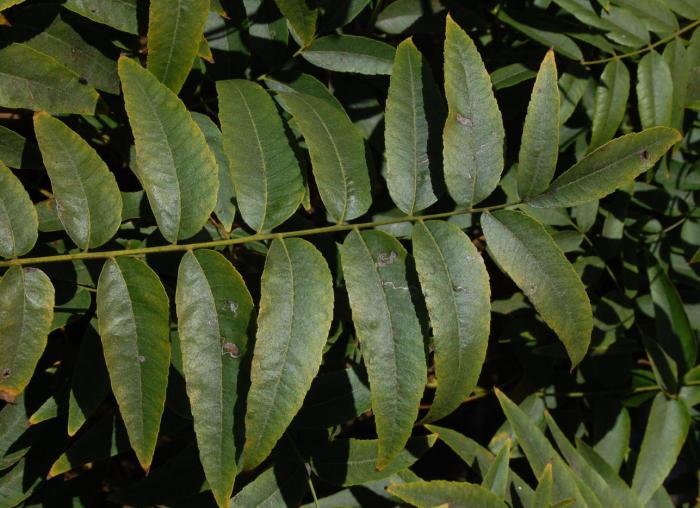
[412,221,490,422]
[34,112,122,250]
[388,480,508,508]
[217,80,304,232]
[340,230,426,468]
[301,34,395,75]
[242,238,333,470]
[443,16,504,208]
[590,60,630,151]
[176,249,253,507]
[636,51,673,129]
[147,0,209,93]
[482,211,592,366]
[0,161,37,258]
[96,256,170,471]
[119,57,218,243]
[0,266,54,403]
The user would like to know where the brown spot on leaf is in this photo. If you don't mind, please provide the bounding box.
[640,150,650,162]
[456,113,472,127]
[1,368,9,379]
[222,342,240,358]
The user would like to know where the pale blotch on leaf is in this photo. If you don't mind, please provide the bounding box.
[136,355,146,364]
[222,341,240,359]
[456,113,473,127]
[225,299,238,317]
[376,251,397,267]
[1,368,10,379]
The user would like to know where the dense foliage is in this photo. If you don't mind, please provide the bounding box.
[0,0,698,506]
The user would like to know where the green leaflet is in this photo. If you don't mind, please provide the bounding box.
[264,72,342,110]
[10,6,119,94]
[663,40,689,133]
[637,51,673,129]
[443,16,504,208]
[496,10,583,61]
[242,238,333,470]
[590,60,630,151]
[602,7,650,48]
[279,91,371,222]
[63,0,142,34]
[662,0,700,19]
[494,389,591,506]
[0,43,98,115]
[311,434,437,487]
[412,221,490,423]
[68,322,110,437]
[648,255,697,375]
[385,39,444,215]
[191,112,237,233]
[387,480,508,508]
[96,257,171,471]
[295,366,372,429]
[0,266,54,403]
[0,124,39,169]
[339,230,426,468]
[0,160,37,258]
[545,412,634,508]
[528,127,681,208]
[482,211,592,367]
[482,440,510,498]
[632,394,690,504]
[231,461,309,506]
[491,63,537,90]
[533,464,553,508]
[301,34,395,75]
[119,57,218,243]
[558,72,587,125]
[517,50,559,200]
[217,80,304,232]
[176,250,253,508]
[147,0,209,93]
[273,0,317,46]
[34,112,122,250]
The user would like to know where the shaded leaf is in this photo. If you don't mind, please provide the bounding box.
[147,0,209,93]
[243,238,333,470]
[311,434,437,487]
[34,112,122,250]
[63,0,142,34]
[517,49,560,199]
[533,464,553,508]
[0,124,39,169]
[387,480,507,508]
[636,51,673,129]
[631,394,690,504]
[191,112,237,232]
[412,221,490,422]
[176,249,253,507]
[279,91,371,222]
[0,160,37,258]
[385,38,444,215]
[528,127,681,208]
[274,0,317,46]
[339,230,426,468]
[119,57,218,243]
[496,10,583,60]
[302,34,395,75]
[443,16,504,208]
[231,460,309,506]
[217,80,304,232]
[68,322,110,436]
[0,266,54,403]
[96,256,170,470]
[590,60,630,151]
[482,211,592,366]
[482,440,510,498]
[491,63,537,90]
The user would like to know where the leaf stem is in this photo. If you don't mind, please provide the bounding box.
[580,20,700,66]
[0,202,520,268]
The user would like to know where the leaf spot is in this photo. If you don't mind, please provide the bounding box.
[136,355,145,363]
[222,341,241,359]
[456,113,472,127]
[376,251,397,267]
[640,149,650,162]
[225,299,238,317]
[1,368,10,379]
